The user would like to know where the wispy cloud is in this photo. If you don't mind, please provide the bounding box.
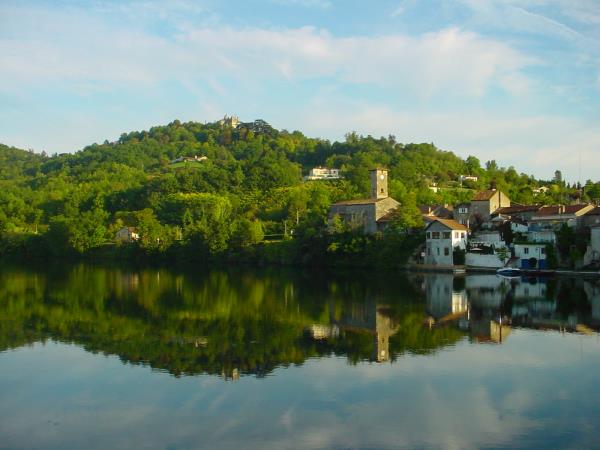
[0,3,533,100]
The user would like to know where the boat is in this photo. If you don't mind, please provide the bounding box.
[496,267,521,278]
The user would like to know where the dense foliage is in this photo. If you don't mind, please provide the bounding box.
[1,120,597,264]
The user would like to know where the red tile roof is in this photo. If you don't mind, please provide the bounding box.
[472,190,498,201]
[536,205,591,216]
[427,218,468,231]
[495,205,541,214]
[332,198,383,206]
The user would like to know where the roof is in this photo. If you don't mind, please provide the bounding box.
[376,210,398,223]
[426,218,468,231]
[536,205,591,216]
[472,190,499,201]
[419,204,454,218]
[331,198,384,206]
[495,205,541,214]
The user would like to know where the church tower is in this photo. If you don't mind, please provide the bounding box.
[370,168,388,199]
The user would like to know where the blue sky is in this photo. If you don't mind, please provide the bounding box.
[1,0,599,181]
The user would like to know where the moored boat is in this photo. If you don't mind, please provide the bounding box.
[496,267,521,278]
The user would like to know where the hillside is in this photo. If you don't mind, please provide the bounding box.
[0,118,597,261]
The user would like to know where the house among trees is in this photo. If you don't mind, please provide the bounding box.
[328,168,399,234]
[115,227,139,243]
[304,167,341,181]
[169,155,208,165]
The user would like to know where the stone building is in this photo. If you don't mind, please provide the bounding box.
[470,190,511,223]
[328,168,400,234]
[425,219,468,266]
[218,115,241,128]
[115,227,139,243]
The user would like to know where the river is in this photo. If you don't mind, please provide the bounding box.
[1,262,599,449]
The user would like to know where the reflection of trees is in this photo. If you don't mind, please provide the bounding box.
[0,263,465,378]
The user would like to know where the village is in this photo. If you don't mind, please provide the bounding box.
[324,167,600,274]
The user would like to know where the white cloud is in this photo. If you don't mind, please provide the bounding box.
[0,4,533,100]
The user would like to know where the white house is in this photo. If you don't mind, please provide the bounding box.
[592,226,600,254]
[514,243,548,269]
[584,226,600,266]
[528,229,556,244]
[424,274,468,320]
[470,231,505,248]
[425,219,468,266]
[304,167,341,180]
[115,227,139,243]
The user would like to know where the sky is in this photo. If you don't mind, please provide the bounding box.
[1,0,599,182]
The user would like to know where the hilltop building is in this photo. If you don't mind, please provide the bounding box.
[218,115,241,128]
[328,168,399,234]
[304,167,341,181]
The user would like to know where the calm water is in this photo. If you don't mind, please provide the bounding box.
[1,263,600,450]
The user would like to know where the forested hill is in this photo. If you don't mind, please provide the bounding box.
[0,119,597,259]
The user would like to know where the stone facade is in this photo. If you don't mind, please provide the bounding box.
[470,190,511,223]
[328,168,399,234]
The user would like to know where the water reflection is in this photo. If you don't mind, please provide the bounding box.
[2,263,600,449]
[0,262,466,379]
[1,262,599,381]
[418,272,600,344]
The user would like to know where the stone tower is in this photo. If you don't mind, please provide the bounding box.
[370,168,388,199]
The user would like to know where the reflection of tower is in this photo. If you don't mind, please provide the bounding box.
[331,297,399,363]
[374,306,395,362]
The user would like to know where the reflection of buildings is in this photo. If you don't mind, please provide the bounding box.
[307,324,340,340]
[422,273,600,340]
[424,274,511,343]
[425,274,468,321]
[307,299,399,362]
[469,317,511,343]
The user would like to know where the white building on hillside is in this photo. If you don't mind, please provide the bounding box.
[425,219,468,266]
[305,167,341,180]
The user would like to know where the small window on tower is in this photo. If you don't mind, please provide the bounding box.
[380,188,384,193]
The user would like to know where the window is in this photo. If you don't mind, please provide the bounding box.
[459,207,468,214]
[426,232,431,239]
[437,247,440,255]
[524,247,529,254]
[541,247,546,255]
[432,232,440,239]
[427,247,431,255]
[444,247,450,256]
[461,232,465,238]
[443,232,451,239]
[454,232,459,238]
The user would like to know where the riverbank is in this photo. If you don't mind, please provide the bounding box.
[404,264,600,277]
